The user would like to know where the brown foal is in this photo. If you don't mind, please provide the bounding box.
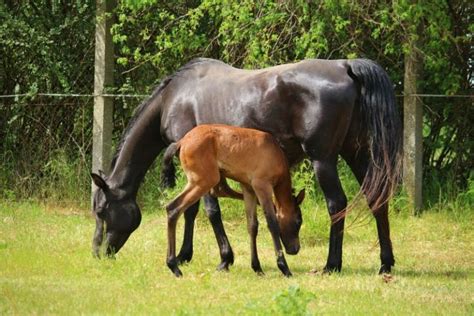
[162,124,305,277]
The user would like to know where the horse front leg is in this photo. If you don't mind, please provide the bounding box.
[203,194,235,271]
[176,201,200,265]
[313,159,348,273]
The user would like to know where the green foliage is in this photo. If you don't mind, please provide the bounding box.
[111,1,472,203]
[0,1,472,209]
[0,1,95,203]
[38,150,90,207]
[0,1,95,94]
[272,285,315,316]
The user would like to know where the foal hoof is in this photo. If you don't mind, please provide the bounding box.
[277,257,292,277]
[252,265,264,276]
[167,259,183,277]
[282,270,293,278]
[170,267,183,278]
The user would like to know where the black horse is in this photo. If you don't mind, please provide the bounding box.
[91,58,402,274]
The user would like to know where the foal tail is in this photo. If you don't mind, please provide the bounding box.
[161,142,180,188]
[348,59,403,210]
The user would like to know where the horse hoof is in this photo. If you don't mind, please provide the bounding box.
[216,261,230,271]
[221,250,234,266]
[379,264,392,274]
[323,265,341,274]
[253,267,264,276]
[172,268,183,277]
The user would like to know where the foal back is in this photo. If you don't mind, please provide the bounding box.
[178,124,288,188]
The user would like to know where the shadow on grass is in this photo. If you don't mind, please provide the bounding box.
[333,266,471,280]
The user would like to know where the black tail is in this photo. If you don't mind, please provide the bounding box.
[161,142,180,188]
[348,59,403,210]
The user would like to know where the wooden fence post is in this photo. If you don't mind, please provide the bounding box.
[403,35,423,214]
[92,0,115,206]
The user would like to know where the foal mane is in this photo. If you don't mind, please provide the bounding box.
[110,58,222,169]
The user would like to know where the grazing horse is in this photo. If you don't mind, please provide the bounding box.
[161,124,305,277]
[91,58,402,274]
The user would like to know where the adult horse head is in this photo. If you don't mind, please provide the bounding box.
[91,173,141,257]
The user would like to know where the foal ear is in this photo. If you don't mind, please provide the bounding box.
[296,189,306,205]
[91,173,109,191]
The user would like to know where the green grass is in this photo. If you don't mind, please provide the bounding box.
[0,200,473,315]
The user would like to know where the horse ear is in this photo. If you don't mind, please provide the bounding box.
[296,189,305,205]
[91,173,109,191]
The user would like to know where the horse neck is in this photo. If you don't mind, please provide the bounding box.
[108,108,165,197]
[273,171,294,215]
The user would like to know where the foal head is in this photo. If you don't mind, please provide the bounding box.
[276,189,305,255]
[91,173,141,257]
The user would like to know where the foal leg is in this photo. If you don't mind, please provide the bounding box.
[176,201,200,265]
[344,151,395,274]
[253,181,292,277]
[166,184,209,277]
[313,159,348,273]
[203,194,235,271]
[242,186,263,275]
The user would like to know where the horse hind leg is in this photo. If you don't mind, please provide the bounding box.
[343,150,395,274]
[312,158,348,273]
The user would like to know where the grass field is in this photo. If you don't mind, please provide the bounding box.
[1,199,473,315]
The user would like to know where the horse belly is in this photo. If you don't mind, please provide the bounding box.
[217,163,251,186]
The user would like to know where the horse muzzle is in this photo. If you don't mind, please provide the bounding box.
[283,239,300,255]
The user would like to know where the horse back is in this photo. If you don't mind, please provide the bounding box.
[179,124,288,186]
[161,58,359,162]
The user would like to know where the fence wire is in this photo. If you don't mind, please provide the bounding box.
[0,2,472,203]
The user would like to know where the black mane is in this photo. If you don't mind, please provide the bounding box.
[110,58,220,169]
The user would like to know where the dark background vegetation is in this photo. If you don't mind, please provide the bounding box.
[0,0,472,210]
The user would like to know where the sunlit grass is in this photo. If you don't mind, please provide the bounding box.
[0,200,473,315]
